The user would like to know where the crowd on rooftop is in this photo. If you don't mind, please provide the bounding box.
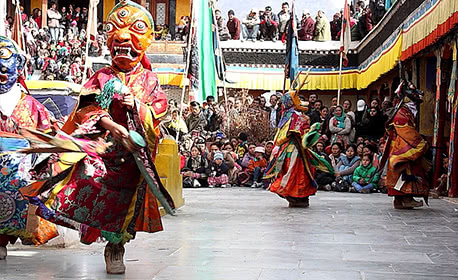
[215,0,387,43]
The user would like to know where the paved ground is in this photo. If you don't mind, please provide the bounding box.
[2,188,458,280]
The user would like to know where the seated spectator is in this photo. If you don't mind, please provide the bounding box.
[298,9,314,41]
[260,6,278,42]
[207,152,230,188]
[317,143,342,191]
[313,10,331,41]
[227,10,241,40]
[264,141,274,160]
[215,9,231,41]
[223,142,242,184]
[235,132,248,159]
[182,145,209,188]
[241,8,260,42]
[248,147,268,188]
[333,145,360,191]
[329,105,352,146]
[241,143,256,169]
[351,154,380,193]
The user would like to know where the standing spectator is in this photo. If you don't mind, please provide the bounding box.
[268,94,281,128]
[308,99,322,125]
[363,106,385,141]
[355,99,368,139]
[353,0,365,21]
[260,6,278,42]
[207,152,230,188]
[351,154,380,193]
[227,10,241,40]
[215,10,231,41]
[369,0,386,25]
[330,13,342,41]
[277,2,290,40]
[358,7,373,38]
[313,10,331,41]
[342,99,356,142]
[204,96,222,132]
[329,105,352,145]
[32,8,42,29]
[298,9,314,41]
[47,2,61,42]
[248,147,268,188]
[186,101,207,133]
[79,7,89,32]
[241,8,260,42]
[319,106,331,138]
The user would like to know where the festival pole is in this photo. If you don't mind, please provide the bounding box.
[337,51,343,105]
[176,0,195,142]
[210,2,229,117]
[81,0,97,85]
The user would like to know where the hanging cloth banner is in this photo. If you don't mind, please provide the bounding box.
[447,40,458,193]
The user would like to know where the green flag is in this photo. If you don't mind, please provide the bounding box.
[197,0,217,103]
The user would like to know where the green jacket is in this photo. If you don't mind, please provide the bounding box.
[352,164,380,187]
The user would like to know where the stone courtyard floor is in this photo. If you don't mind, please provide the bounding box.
[2,188,458,280]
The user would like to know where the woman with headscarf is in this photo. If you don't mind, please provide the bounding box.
[329,105,352,146]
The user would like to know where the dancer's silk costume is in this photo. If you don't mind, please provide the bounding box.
[385,98,429,198]
[0,36,58,246]
[22,1,173,245]
[265,90,332,200]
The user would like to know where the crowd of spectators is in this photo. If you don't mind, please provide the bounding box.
[4,2,104,82]
[217,0,387,43]
[165,89,394,193]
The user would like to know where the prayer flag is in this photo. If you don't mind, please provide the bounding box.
[340,0,351,67]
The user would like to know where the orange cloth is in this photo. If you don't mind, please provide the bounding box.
[248,158,267,172]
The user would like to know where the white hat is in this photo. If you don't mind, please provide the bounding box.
[302,9,310,15]
[254,147,265,153]
[356,99,366,111]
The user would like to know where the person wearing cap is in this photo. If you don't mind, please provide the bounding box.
[355,99,367,139]
[241,8,260,42]
[260,6,278,42]
[207,152,230,188]
[186,101,207,134]
[298,9,315,41]
[247,147,268,188]
[227,10,241,40]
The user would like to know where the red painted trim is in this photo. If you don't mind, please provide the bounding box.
[401,11,458,61]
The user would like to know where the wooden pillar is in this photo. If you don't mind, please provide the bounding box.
[432,48,446,186]
[41,0,47,28]
[448,40,458,197]
[168,0,177,39]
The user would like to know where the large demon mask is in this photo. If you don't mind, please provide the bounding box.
[395,80,424,105]
[105,0,154,71]
[0,36,26,94]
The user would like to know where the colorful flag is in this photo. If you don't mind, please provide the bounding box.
[340,0,351,67]
[12,1,25,51]
[285,0,299,86]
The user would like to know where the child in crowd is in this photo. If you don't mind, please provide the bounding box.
[207,152,230,188]
[351,154,380,193]
[181,146,208,188]
[248,147,268,188]
[333,144,360,191]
